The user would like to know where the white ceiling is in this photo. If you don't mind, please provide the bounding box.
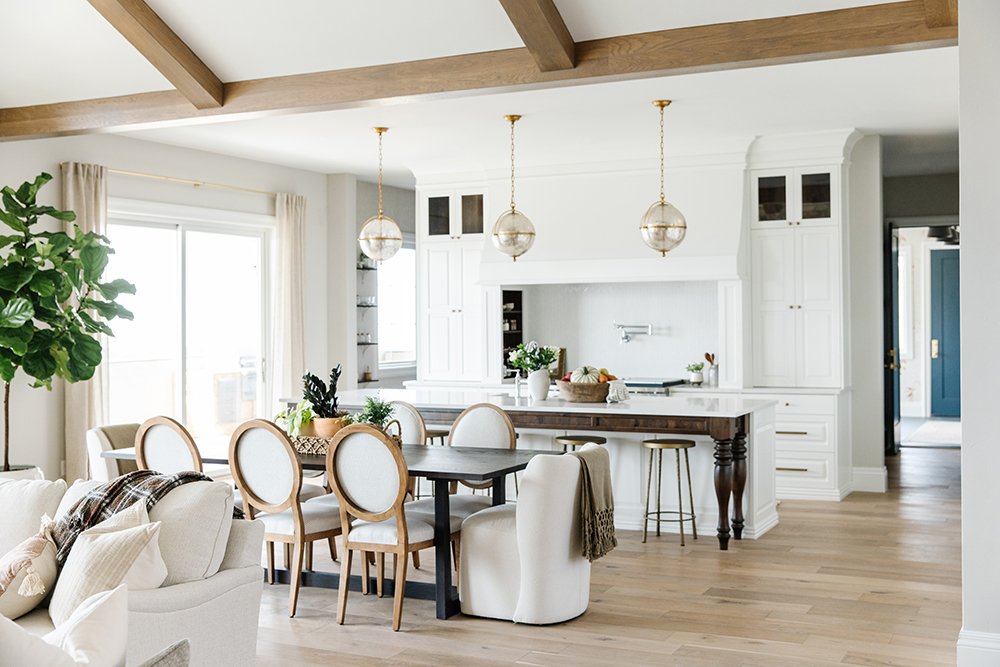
[123,47,959,187]
[1,0,909,107]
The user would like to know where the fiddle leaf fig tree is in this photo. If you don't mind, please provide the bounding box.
[0,173,136,472]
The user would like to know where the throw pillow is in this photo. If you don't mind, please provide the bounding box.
[55,480,102,520]
[136,639,190,667]
[148,480,234,585]
[0,479,67,554]
[0,523,58,620]
[0,585,127,667]
[49,502,167,627]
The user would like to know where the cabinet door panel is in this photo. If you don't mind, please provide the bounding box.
[752,170,791,228]
[795,167,836,226]
[752,230,796,305]
[752,230,798,386]
[753,307,798,386]
[422,246,454,379]
[457,246,485,379]
[795,227,841,387]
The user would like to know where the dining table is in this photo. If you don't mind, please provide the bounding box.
[103,442,555,619]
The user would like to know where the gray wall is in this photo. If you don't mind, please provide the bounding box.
[883,172,959,218]
[355,181,416,238]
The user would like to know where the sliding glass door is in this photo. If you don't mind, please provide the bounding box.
[105,220,267,437]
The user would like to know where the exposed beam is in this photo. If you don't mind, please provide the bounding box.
[2,1,955,140]
[498,0,576,71]
[87,0,224,108]
[923,0,958,27]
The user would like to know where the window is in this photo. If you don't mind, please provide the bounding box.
[104,202,269,438]
[377,247,416,366]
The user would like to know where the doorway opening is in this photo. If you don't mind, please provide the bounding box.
[884,218,961,455]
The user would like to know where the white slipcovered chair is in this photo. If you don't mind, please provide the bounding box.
[326,424,438,631]
[229,419,342,617]
[458,443,601,624]
[85,423,139,482]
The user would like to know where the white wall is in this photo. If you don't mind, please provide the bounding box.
[326,174,358,391]
[846,135,885,472]
[0,134,334,479]
[519,281,718,378]
[959,1,1000,663]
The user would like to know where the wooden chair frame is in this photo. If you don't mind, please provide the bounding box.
[327,424,435,631]
[229,419,341,617]
[135,415,202,473]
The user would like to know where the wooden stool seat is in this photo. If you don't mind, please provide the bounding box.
[555,434,607,452]
[642,438,697,546]
[642,438,695,450]
[425,429,449,446]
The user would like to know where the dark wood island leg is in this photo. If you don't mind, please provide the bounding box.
[731,432,748,540]
[712,437,734,550]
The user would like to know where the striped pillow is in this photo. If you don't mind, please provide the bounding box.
[48,502,168,627]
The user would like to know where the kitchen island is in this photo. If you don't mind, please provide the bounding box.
[338,389,778,550]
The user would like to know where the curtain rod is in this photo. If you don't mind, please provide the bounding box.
[59,162,277,198]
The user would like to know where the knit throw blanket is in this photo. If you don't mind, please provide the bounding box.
[51,469,243,566]
[573,447,617,562]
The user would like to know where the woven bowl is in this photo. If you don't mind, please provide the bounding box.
[557,380,610,403]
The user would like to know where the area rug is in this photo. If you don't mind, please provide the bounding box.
[905,420,962,446]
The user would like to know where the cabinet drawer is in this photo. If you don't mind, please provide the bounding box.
[761,393,837,416]
[775,453,835,487]
[774,417,834,452]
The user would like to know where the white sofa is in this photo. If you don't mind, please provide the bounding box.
[0,477,265,666]
[458,444,598,624]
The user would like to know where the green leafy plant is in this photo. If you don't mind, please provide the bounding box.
[302,364,345,418]
[274,400,314,436]
[686,362,705,373]
[353,396,394,429]
[507,341,558,373]
[0,172,135,472]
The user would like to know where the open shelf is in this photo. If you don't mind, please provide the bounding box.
[357,342,378,346]
[356,266,377,272]
[356,304,377,308]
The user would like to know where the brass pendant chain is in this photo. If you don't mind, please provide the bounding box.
[659,103,666,205]
[510,117,517,213]
[376,127,385,219]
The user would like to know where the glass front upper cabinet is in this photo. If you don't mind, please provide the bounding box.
[753,168,835,227]
[427,196,450,236]
[424,192,485,238]
[799,172,832,221]
[756,175,788,223]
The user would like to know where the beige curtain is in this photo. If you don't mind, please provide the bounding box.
[269,193,307,413]
[61,162,108,481]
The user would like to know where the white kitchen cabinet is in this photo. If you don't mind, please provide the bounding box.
[420,190,485,242]
[752,224,841,388]
[751,166,837,229]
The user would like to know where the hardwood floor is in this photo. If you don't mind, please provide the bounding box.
[256,448,961,666]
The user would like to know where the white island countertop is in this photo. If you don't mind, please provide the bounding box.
[338,388,775,419]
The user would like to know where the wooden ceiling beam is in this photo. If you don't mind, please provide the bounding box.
[498,0,576,71]
[87,0,224,108]
[923,0,958,27]
[1,1,955,140]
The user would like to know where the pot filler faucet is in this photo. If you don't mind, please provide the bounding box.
[613,322,652,344]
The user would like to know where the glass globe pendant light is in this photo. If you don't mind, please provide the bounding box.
[491,114,535,262]
[358,126,403,263]
[640,100,687,257]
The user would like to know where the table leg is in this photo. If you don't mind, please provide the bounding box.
[731,432,748,540]
[492,475,506,506]
[433,480,461,619]
[713,437,734,550]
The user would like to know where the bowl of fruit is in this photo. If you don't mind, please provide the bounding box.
[557,366,618,402]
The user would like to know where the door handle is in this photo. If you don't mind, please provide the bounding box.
[884,348,899,370]
[931,339,940,359]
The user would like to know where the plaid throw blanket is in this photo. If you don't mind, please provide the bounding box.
[51,469,243,566]
[573,447,617,562]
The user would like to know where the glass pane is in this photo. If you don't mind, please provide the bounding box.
[801,172,831,219]
[184,231,262,438]
[428,196,450,235]
[757,176,786,221]
[106,224,181,423]
[377,248,417,365]
[461,194,484,234]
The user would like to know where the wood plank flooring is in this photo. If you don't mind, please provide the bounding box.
[256,448,960,666]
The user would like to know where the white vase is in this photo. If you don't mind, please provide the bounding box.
[527,369,551,401]
[706,364,719,387]
[0,465,43,481]
[688,371,704,386]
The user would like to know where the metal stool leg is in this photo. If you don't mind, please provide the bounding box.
[643,447,653,543]
[675,449,685,547]
[656,449,663,537]
[685,448,697,540]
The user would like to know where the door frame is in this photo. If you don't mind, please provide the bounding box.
[882,215,958,455]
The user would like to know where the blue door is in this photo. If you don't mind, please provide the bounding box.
[930,249,961,417]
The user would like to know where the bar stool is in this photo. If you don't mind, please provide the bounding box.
[425,428,449,446]
[554,434,607,452]
[641,438,697,546]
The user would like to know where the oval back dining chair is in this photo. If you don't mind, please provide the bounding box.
[229,419,342,617]
[326,424,436,631]
[135,416,202,474]
[448,403,516,491]
[389,400,429,499]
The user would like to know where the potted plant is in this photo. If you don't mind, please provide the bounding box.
[350,396,402,443]
[508,341,558,401]
[0,173,135,479]
[686,362,705,386]
[301,365,349,438]
[274,399,315,437]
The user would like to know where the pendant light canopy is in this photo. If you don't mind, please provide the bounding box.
[358,126,403,263]
[491,114,535,262]
[640,100,687,257]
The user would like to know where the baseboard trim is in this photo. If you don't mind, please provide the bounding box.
[958,628,1000,665]
[776,488,844,501]
[851,466,888,493]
